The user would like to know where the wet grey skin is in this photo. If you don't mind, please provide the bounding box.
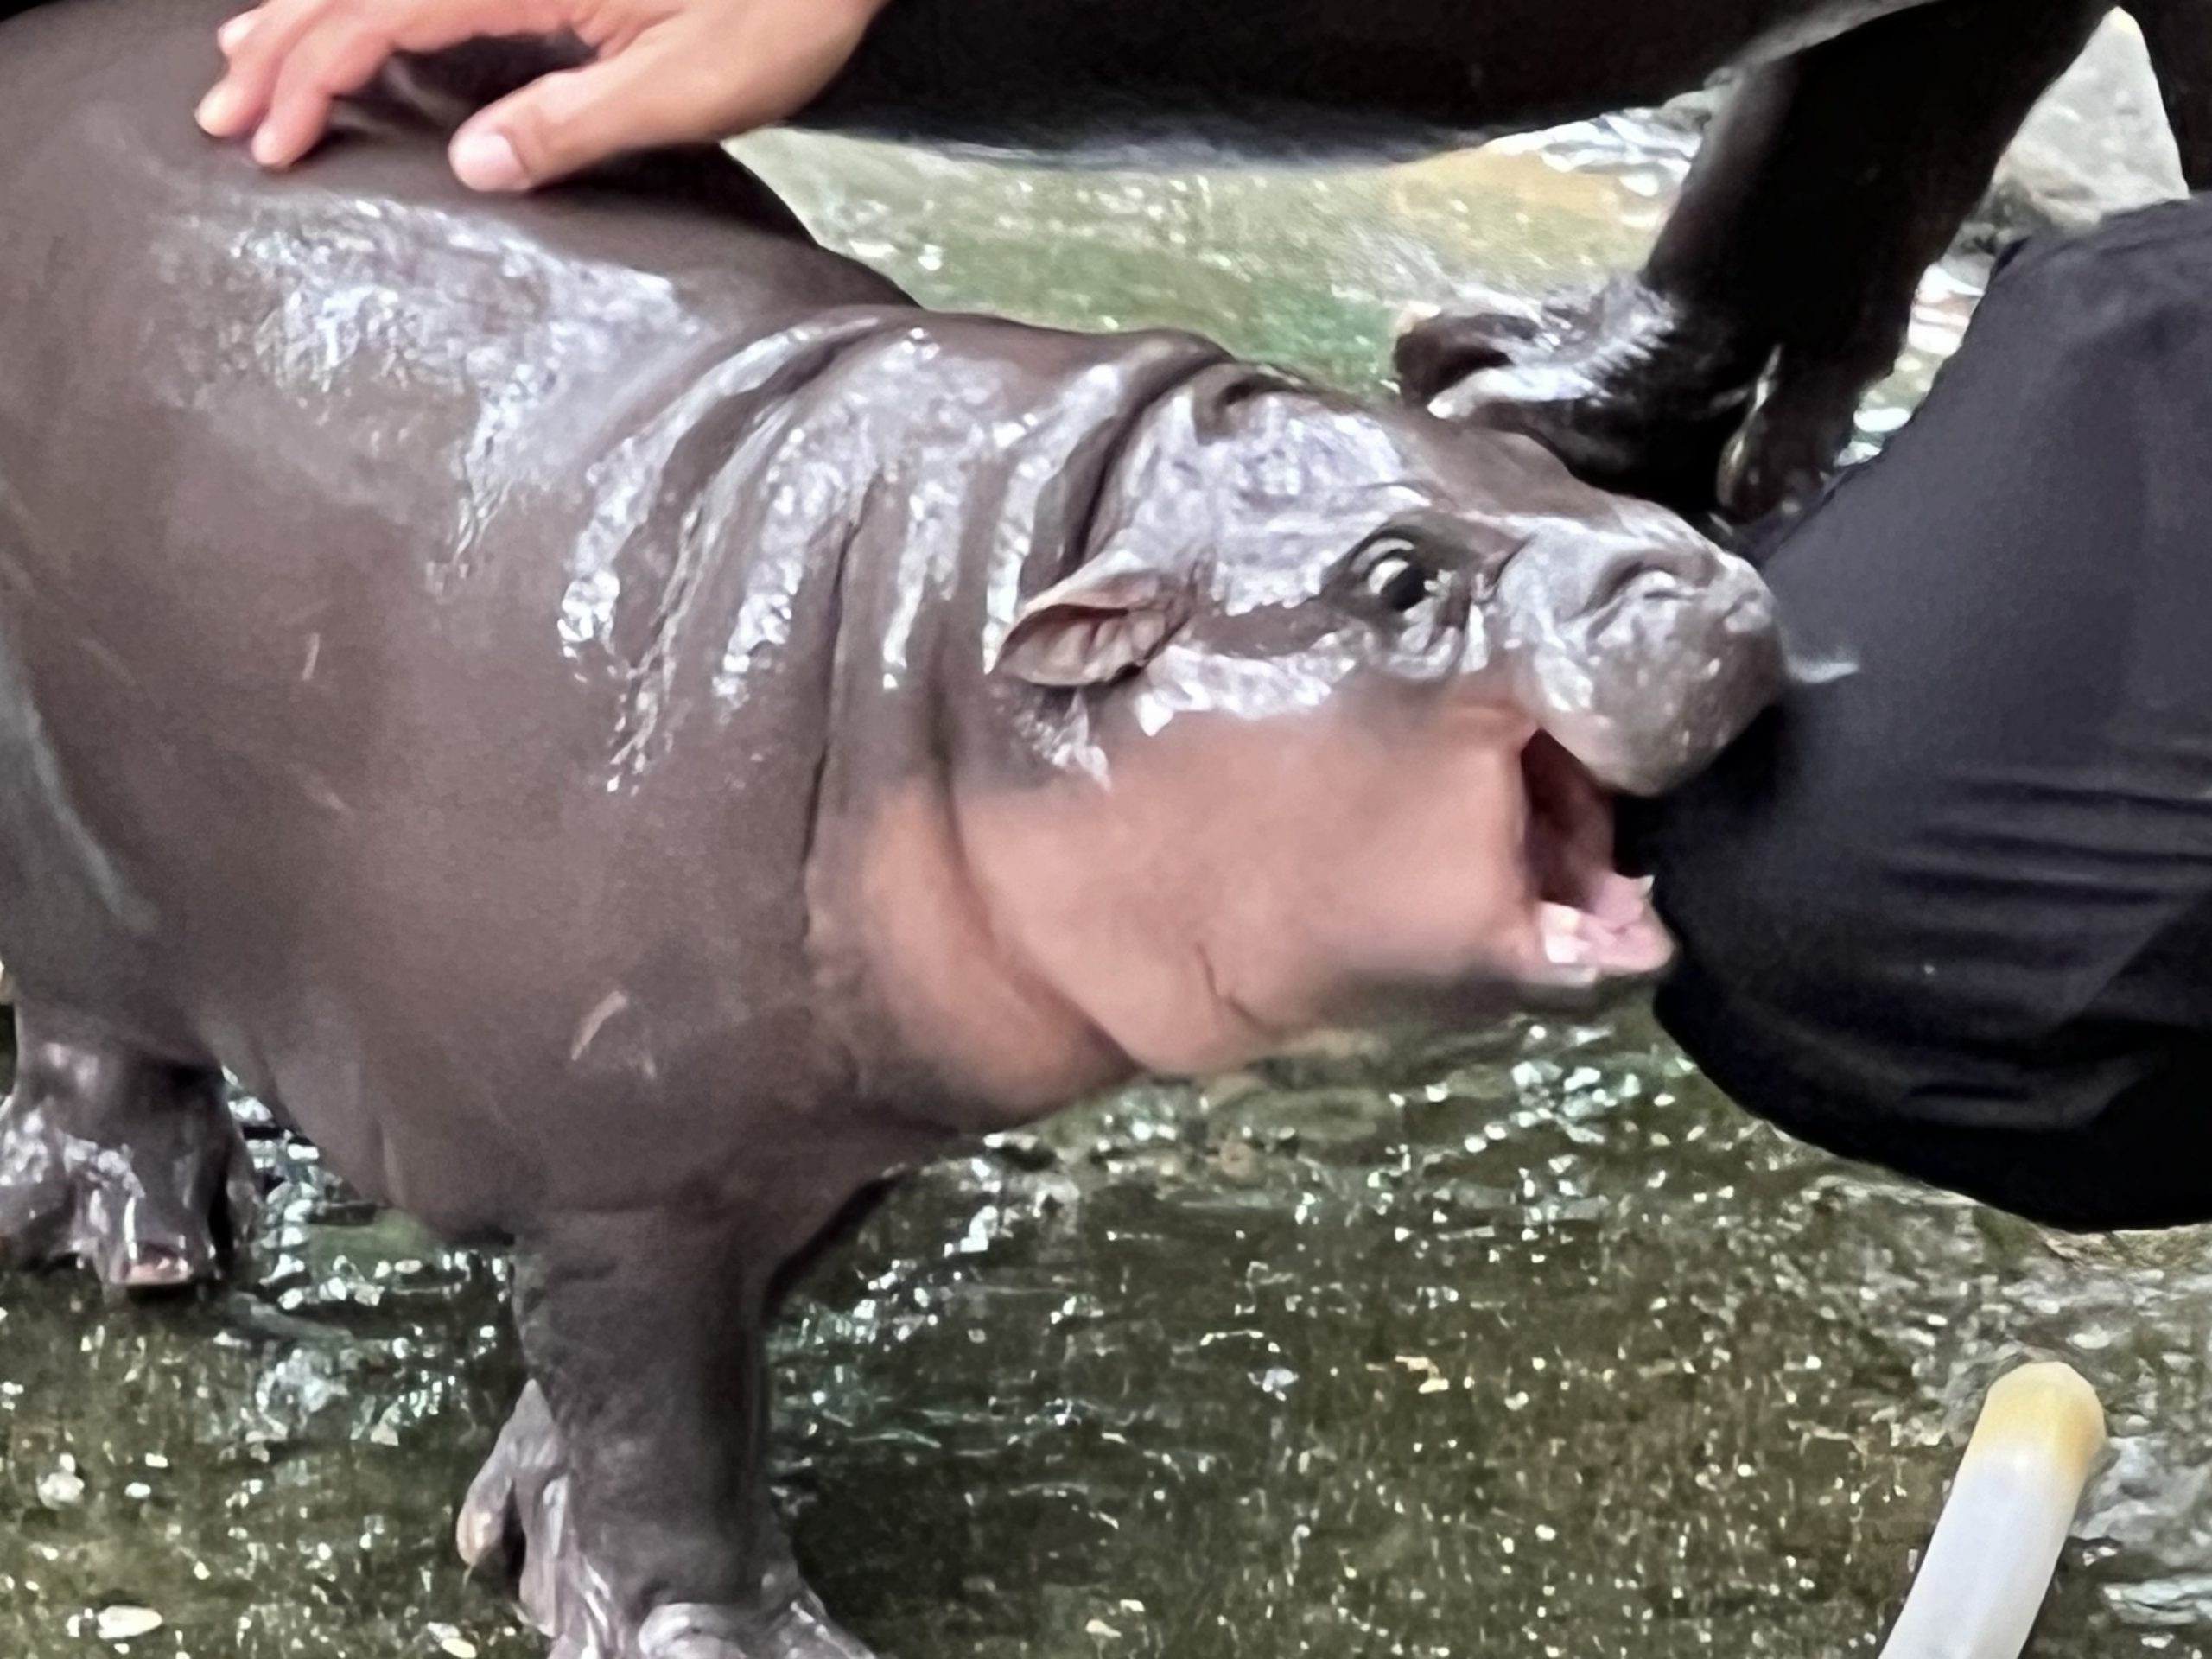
[0,2,1778,1655]
[791,0,2212,522]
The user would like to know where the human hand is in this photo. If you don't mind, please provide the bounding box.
[195,0,888,189]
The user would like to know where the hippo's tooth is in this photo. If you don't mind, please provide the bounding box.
[1537,898,1671,980]
[1537,904,1599,979]
[1539,903,1580,965]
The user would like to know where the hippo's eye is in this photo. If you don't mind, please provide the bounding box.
[1358,542,1438,613]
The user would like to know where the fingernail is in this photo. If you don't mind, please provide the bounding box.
[249,124,288,166]
[217,12,257,51]
[196,83,244,135]
[450,129,527,192]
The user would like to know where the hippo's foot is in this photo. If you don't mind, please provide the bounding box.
[0,1014,256,1289]
[461,1382,874,1659]
[1395,276,1834,523]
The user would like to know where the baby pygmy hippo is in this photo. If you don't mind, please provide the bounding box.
[0,1,1782,1653]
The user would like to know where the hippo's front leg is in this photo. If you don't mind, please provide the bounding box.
[1399,0,2106,523]
[460,1208,874,1659]
[0,1004,258,1288]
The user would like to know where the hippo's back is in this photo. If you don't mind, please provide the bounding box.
[0,0,913,1229]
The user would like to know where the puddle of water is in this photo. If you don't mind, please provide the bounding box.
[4,81,2209,1659]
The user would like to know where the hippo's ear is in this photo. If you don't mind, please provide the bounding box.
[993,561,1190,688]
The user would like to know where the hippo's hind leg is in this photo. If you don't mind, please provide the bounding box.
[1398,0,2107,522]
[461,1207,876,1659]
[0,1004,257,1288]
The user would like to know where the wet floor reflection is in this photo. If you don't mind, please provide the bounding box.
[11,1010,2212,1656]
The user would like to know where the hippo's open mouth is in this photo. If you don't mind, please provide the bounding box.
[1521,734,1673,982]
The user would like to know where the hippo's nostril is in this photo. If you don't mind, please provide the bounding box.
[1586,558,1681,619]
[1581,524,1733,616]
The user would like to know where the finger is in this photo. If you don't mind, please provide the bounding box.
[198,0,331,136]
[218,10,262,54]
[449,47,703,189]
[450,15,863,191]
[249,17,402,165]
[201,0,552,155]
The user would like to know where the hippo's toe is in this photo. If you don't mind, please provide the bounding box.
[462,1382,879,1659]
[638,1600,877,1659]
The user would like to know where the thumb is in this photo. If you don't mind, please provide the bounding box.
[448,46,704,192]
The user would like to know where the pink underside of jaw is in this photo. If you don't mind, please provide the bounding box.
[1520,734,1673,985]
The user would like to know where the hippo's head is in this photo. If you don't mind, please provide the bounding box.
[944,363,1783,1084]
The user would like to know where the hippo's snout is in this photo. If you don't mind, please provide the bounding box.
[1493,515,1784,796]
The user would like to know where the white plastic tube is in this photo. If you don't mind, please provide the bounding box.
[1878,1362,2107,1659]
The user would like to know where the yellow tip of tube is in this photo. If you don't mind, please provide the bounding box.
[1966,1362,2107,1483]
[1877,1361,2107,1659]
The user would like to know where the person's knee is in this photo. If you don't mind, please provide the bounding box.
[1899,1133,2210,1232]
[1787,1063,2212,1233]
